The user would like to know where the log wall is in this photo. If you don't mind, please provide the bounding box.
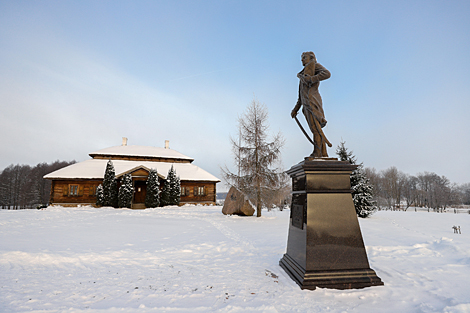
[50,179,102,205]
[180,181,217,205]
[49,179,217,206]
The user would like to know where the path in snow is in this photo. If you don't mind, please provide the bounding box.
[1,206,469,312]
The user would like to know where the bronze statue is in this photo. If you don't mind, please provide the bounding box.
[281,54,384,290]
[291,51,332,158]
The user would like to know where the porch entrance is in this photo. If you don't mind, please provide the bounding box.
[133,180,147,209]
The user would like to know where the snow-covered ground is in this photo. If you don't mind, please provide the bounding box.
[1,206,469,313]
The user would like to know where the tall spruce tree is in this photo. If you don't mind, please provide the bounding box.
[96,184,105,207]
[118,173,134,208]
[145,169,160,208]
[102,160,118,207]
[336,141,377,218]
[161,166,180,206]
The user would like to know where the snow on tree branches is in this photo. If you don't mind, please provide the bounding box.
[102,160,118,208]
[96,184,104,207]
[336,141,377,218]
[145,169,160,208]
[118,173,134,208]
[161,166,180,206]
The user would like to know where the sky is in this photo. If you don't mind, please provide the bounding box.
[1,0,469,189]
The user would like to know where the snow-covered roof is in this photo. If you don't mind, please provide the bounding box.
[44,159,220,182]
[89,145,194,162]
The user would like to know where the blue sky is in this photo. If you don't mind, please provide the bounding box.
[1,0,469,187]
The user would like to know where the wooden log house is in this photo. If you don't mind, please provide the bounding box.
[44,139,220,208]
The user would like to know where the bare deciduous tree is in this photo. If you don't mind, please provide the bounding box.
[402,175,418,210]
[0,160,75,209]
[379,166,406,209]
[364,167,464,211]
[457,183,470,205]
[221,100,285,217]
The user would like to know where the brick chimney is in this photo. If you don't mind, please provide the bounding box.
[122,137,128,146]
[165,140,169,149]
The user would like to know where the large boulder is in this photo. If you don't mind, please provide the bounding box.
[222,186,255,216]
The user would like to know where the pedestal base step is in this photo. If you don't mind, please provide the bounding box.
[280,253,384,290]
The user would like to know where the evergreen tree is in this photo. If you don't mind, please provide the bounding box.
[102,160,118,207]
[160,183,170,206]
[336,141,377,218]
[145,169,160,208]
[118,173,134,208]
[161,166,180,206]
[96,184,104,207]
[171,175,181,205]
[336,141,356,164]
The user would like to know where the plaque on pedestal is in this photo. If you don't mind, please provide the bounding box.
[279,159,383,290]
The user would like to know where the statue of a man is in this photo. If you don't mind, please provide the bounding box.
[291,51,332,158]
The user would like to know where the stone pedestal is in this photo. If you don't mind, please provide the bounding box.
[279,158,383,290]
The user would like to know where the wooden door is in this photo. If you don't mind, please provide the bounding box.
[133,181,147,203]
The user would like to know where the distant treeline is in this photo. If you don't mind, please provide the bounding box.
[0,161,75,209]
[2,161,468,211]
[364,166,470,210]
